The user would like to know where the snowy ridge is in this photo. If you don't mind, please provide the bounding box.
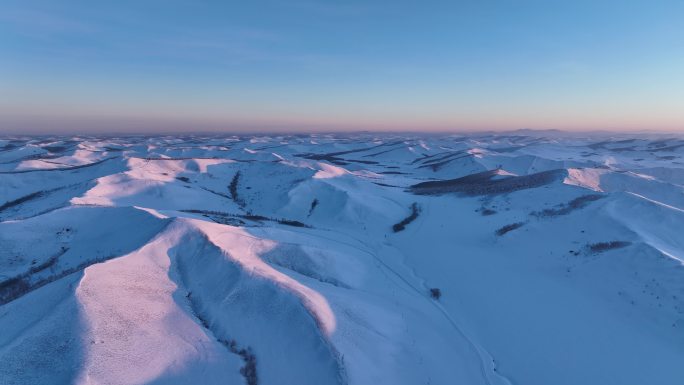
[1,132,683,385]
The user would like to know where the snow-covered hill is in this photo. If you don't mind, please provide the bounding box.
[1,132,683,385]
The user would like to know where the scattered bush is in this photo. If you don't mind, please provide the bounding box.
[588,241,631,254]
[0,191,45,212]
[429,288,442,300]
[392,203,421,232]
[410,169,565,196]
[0,277,30,304]
[219,339,258,385]
[181,209,311,228]
[495,222,525,236]
[533,194,603,217]
[308,198,319,216]
[481,208,497,216]
[275,219,309,228]
[229,171,246,207]
[242,214,269,221]
[238,347,258,385]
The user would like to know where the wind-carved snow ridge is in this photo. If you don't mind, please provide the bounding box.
[190,219,337,336]
[2,133,684,385]
[564,167,606,191]
[314,162,350,179]
[173,220,346,385]
[68,220,345,385]
[74,222,243,385]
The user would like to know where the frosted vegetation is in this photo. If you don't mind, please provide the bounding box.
[1,132,683,385]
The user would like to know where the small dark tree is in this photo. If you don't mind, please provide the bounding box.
[429,288,441,300]
[308,198,319,216]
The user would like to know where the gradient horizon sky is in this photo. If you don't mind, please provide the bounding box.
[1,0,684,133]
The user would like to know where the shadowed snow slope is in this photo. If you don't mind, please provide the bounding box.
[1,133,683,385]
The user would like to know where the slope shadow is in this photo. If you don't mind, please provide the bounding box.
[0,272,87,385]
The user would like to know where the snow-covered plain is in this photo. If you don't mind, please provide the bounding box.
[1,132,683,385]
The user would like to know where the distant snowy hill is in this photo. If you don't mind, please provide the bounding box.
[1,133,683,385]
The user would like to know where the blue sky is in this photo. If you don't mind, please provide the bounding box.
[1,0,683,133]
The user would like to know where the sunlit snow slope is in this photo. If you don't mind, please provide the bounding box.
[1,132,683,385]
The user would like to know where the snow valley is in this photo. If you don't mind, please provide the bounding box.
[1,132,683,385]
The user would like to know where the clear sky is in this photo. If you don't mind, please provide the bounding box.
[1,0,683,133]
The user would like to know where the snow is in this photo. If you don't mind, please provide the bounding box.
[75,223,243,385]
[190,219,337,336]
[564,167,606,191]
[1,132,683,385]
[313,162,350,179]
